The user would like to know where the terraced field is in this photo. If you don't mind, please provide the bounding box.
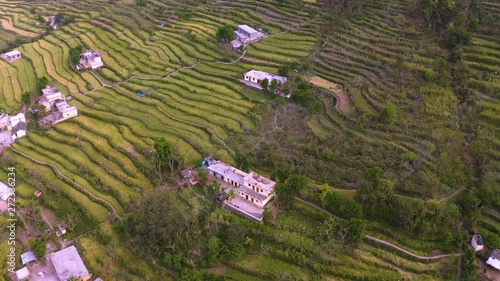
[0,0,497,280]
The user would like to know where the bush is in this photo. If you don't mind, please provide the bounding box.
[445,27,472,50]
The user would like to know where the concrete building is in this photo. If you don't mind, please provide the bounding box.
[206,159,275,208]
[76,50,104,70]
[486,249,500,270]
[471,234,484,252]
[15,267,30,280]
[40,85,65,112]
[50,246,91,281]
[243,70,287,88]
[1,50,22,63]
[38,85,78,127]
[231,24,265,48]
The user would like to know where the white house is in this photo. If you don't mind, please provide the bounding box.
[234,25,263,44]
[471,234,484,251]
[486,249,500,270]
[1,50,22,63]
[40,85,65,111]
[53,101,78,123]
[206,160,275,208]
[38,85,78,127]
[243,70,287,88]
[0,181,13,201]
[15,267,30,280]
[77,50,104,70]
[7,113,26,141]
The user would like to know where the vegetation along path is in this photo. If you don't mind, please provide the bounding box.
[10,147,124,221]
[294,197,461,260]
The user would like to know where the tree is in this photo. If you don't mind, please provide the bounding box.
[69,45,83,65]
[216,25,235,42]
[271,166,289,183]
[345,218,367,244]
[36,76,49,91]
[270,79,278,93]
[445,27,471,50]
[153,138,177,181]
[261,78,269,90]
[228,189,236,202]
[54,13,65,25]
[420,0,458,31]
[125,190,189,257]
[21,91,31,105]
[196,167,208,187]
[380,102,396,126]
[234,153,253,172]
[136,0,148,6]
[275,174,308,208]
[278,64,291,76]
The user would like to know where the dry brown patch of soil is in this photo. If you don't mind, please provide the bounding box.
[310,76,352,111]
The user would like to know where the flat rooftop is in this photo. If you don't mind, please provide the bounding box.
[207,162,247,185]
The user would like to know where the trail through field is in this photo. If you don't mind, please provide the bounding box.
[0,19,37,37]
[294,197,462,260]
[10,147,123,221]
[40,207,54,230]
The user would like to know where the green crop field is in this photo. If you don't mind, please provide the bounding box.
[0,0,498,280]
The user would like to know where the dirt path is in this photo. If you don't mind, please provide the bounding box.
[294,197,461,260]
[0,19,38,37]
[10,147,123,221]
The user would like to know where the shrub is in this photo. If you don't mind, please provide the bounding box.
[445,27,472,50]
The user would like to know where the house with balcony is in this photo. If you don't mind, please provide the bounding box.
[206,158,275,209]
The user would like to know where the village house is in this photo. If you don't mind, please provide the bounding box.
[15,267,30,280]
[1,50,22,63]
[38,85,78,127]
[20,251,37,266]
[6,113,27,141]
[40,85,65,111]
[206,159,275,208]
[242,70,287,90]
[8,113,27,141]
[231,24,265,48]
[486,249,500,270]
[76,50,104,71]
[50,246,91,281]
[471,233,484,252]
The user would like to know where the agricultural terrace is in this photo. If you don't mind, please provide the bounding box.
[0,0,498,280]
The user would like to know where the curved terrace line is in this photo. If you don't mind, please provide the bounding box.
[10,146,124,222]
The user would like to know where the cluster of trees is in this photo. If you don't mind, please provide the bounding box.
[69,45,83,65]
[124,190,257,280]
[28,237,46,258]
[152,137,182,182]
[216,24,235,42]
[316,217,367,253]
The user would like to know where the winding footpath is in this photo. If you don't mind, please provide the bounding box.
[10,147,123,222]
[294,197,461,260]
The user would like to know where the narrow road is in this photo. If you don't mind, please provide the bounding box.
[10,147,123,221]
[294,197,461,260]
